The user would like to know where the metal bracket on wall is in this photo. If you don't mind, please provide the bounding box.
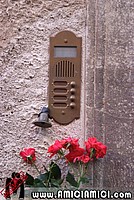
[33,107,52,128]
[48,31,82,125]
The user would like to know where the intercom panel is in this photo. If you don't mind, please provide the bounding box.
[48,31,82,125]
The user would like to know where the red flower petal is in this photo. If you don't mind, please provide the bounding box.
[85,137,107,159]
[20,148,36,164]
[65,147,85,162]
[48,140,63,157]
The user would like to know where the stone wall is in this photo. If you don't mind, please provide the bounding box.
[86,0,133,190]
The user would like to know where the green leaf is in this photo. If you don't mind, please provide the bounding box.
[80,177,90,184]
[58,149,64,156]
[34,178,45,187]
[37,173,49,182]
[50,162,61,179]
[51,178,63,187]
[90,148,96,158]
[25,173,34,186]
[66,171,78,187]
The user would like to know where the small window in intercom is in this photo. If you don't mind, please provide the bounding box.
[48,31,82,125]
[54,46,77,58]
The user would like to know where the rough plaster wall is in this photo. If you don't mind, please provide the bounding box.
[0,0,87,184]
[86,0,134,190]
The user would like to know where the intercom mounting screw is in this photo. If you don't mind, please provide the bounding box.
[64,39,68,43]
[61,111,65,115]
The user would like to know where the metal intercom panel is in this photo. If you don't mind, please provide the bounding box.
[48,31,82,125]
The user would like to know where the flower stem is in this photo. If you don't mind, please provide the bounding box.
[32,162,46,187]
[32,162,41,175]
[77,162,87,188]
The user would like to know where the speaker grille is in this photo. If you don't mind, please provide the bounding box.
[55,61,75,77]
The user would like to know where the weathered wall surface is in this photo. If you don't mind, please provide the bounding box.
[86,0,134,190]
[103,0,134,190]
[0,0,86,183]
[0,0,133,192]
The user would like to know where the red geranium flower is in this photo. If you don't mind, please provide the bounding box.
[85,137,97,150]
[61,137,79,151]
[65,147,85,162]
[93,142,107,158]
[20,148,36,164]
[74,154,91,163]
[48,140,63,158]
[85,137,107,159]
